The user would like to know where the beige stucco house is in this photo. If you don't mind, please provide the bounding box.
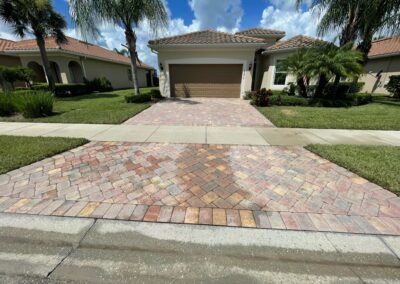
[0,36,155,89]
[149,28,400,98]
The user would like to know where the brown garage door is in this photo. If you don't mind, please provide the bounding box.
[169,64,242,98]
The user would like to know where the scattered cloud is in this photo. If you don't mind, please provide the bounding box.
[260,0,332,40]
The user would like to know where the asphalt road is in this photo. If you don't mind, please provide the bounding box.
[0,213,399,283]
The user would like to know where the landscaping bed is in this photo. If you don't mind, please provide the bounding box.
[258,95,400,130]
[0,136,88,174]
[306,144,400,195]
[0,88,156,124]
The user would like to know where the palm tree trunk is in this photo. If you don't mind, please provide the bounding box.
[125,27,140,95]
[314,74,328,97]
[296,77,307,97]
[36,35,55,92]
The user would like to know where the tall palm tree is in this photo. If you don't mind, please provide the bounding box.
[305,43,363,97]
[0,0,67,92]
[282,49,310,97]
[296,0,400,63]
[69,0,168,95]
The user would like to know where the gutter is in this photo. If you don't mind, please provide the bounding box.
[262,47,300,55]
[368,52,400,60]
[148,43,266,50]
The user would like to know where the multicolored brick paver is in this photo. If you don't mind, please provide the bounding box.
[124,98,274,127]
[1,142,399,235]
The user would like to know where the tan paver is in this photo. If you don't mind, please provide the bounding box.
[0,141,399,235]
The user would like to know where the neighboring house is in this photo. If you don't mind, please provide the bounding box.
[0,36,155,89]
[149,28,400,98]
[359,36,400,94]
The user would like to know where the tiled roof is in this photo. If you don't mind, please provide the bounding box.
[265,35,322,51]
[3,36,153,69]
[0,38,15,52]
[148,30,266,46]
[368,36,400,58]
[235,28,285,37]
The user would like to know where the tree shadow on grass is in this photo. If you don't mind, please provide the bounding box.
[372,96,400,107]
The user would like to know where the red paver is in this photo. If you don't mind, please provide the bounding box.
[123,98,274,127]
[0,142,400,235]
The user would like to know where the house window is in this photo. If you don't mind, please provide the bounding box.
[273,60,287,85]
[127,68,132,81]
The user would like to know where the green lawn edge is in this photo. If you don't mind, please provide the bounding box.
[0,136,89,175]
[305,144,400,195]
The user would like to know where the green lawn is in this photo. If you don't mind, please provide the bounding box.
[0,136,88,174]
[258,96,400,130]
[0,87,156,124]
[306,144,400,195]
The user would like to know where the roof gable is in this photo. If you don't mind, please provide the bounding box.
[3,36,153,69]
[265,35,323,52]
[148,30,266,46]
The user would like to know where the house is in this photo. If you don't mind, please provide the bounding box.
[149,28,400,98]
[148,29,320,98]
[359,35,400,94]
[0,36,155,89]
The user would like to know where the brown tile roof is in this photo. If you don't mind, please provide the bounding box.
[0,38,15,52]
[235,28,285,37]
[368,36,400,58]
[3,36,153,69]
[148,30,266,46]
[265,35,323,52]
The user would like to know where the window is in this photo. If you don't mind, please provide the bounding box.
[127,68,132,81]
[273,60,287,85]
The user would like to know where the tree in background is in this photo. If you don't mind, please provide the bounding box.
[296,0,400,63]
[0,0,67,92]
[69,0,168,95]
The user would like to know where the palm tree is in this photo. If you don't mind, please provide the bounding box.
[296,0,400,63]
[69,0,168,95]
[0,0,67,92]
[305,43,363,97]
[282,49,310,97]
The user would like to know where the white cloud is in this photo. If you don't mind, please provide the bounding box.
[260,0,332,40]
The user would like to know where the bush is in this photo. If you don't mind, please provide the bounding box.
[269,94,309,106]
[125,93,151,103]
[385,75,400,99]
[244,91,256,100]
[0,94,16,116]
[13,91,54,118]
[31,83,90,97]
[85,77,113,92]
[322,82,365,98]
[150,89,163,101]
[251,88,272,106]
[281,82,297,96]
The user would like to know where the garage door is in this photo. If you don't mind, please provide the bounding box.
[169,64,242,98]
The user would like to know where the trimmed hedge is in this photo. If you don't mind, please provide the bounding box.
[385,75,400,98]
[85,77,113,92]
[125,93,152,103]
[0,94,16,116]
[28,83,90,97]
[268,93,372,107]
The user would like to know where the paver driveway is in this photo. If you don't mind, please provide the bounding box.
[124,98,274,127]
[1,142,399,235]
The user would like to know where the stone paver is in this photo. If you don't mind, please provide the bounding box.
[0,141,399,235]
[124,98,274,127]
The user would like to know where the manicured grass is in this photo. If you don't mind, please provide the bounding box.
[0,87,157,124]
[306,144,400,195]
[0,136,88,174]
[258,96,400,130]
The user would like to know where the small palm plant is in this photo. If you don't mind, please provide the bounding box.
[305,43,363,97]
[0,0,67,92]
[69,0,169,95]
[282,49,310,97]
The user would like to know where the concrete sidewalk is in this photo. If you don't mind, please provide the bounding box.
[0,213,399,283]
[0,122,399,146]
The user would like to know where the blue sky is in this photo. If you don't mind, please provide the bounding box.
[0,0,321,69]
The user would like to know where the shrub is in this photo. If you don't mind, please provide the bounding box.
[125,93,151,103]
[385,75,400,99]
[13,91,54,118]
[31,83,90,97]
[322,82,365,98]
[251,88,272,106]
[269,94,309,106]
[85,77,113,92]
[244,91,256,100]
[150,89,163,101]
[0,94,16,116]
[281,82,297,96]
